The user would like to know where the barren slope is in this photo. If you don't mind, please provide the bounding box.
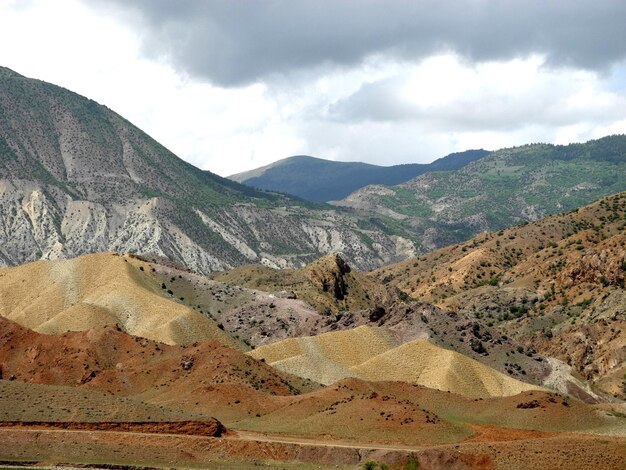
[249,326,544,398]
[0,252,242,347]
[0,380,213,423]
[236,378,625,445]
[373,192,626,398]
[0,316,318,424]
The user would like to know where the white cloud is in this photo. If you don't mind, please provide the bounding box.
[0,0,625,176]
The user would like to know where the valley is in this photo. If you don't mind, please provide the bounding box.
[0,65,625,470]
[1,197,625,468]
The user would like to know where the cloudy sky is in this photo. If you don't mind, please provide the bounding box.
[1,0,626,176]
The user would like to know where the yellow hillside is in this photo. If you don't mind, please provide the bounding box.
[249,326,393,384]
[352,339,544,398]
[249,325,544,398]
[0,253,242,349]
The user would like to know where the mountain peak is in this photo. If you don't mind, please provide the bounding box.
[230,150,489,202]
[0,66,24,79]
[0,68,413,273]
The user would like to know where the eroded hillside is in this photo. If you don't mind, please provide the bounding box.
[374,192,626,398]
[0,66,414,273]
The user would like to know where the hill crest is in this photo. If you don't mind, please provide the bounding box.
[229,150,489,202]
[0,66,414,273]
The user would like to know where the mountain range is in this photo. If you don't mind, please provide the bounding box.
[0,66,413,273]
[1,232,624,467]
[2,66,626,274]
[330,136,626,249]
[229,150,489,202]
[1,65,625,469]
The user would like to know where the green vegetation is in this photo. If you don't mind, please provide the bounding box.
[404,458,420,470]
[232,150,488,203]
[362,461,391,470]
[354,135,626,251]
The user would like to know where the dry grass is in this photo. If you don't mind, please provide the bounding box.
[250,326,544,398]
[0,253,241,348]
[0,380,210,423]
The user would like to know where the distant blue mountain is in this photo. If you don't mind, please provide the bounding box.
[229,149,490,202]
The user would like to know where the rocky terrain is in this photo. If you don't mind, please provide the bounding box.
[0,244,624,468]
[211,253,399,314]
[333,136,626,252]
[1,316,624,469]
[208,249,610,402]
[1,250,564,398]
[229,150,488,202]
[0,66,414,273]
[374,192,626,399]
[1,65,625,469]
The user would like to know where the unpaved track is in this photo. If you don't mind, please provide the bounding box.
[1,426,625,469]
[233,429,428,452]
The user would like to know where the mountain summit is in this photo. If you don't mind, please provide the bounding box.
[0,67,414,272]
[229,150,489,202]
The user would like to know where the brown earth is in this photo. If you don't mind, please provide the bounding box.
[1,317,624,468]
[1,317,622,440]
[0,379,216,423]
[212,253,399,314]
[0,419,225,437]
[0,427,624,470]
[0,315,318,424]
[373,192,626,398]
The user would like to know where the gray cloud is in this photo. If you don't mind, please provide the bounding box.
[329,69,626,132]
[92,0,626,86]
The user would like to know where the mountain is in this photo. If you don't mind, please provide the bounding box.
[374,192,626,399]
[333,136,626,252]
[229,150,489,202]
[0,66,414,273]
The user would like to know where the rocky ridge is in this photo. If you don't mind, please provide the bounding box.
[374,192,626,399]
[0,66,413,273]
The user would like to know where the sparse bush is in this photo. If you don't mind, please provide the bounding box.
[404,457,419,470]
[363,461,377,470]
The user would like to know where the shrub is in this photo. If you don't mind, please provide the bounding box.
[404,458,419,470]
[363,461,377,470]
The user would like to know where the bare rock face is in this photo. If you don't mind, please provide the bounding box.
[558,249,626,288]
[0,67,414,273]
[305,254,352,301]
